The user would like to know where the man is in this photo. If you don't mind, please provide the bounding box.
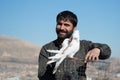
[38,10,111,80]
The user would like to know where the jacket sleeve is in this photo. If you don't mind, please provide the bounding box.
[90,42,111,59]
[38,46,48,79]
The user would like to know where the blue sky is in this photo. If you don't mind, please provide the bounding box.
[0,0,120,58]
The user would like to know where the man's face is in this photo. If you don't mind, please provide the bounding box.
[56,20,75,39]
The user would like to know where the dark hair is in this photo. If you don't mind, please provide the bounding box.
[56,10,78,27]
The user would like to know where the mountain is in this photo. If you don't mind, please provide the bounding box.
[0,35,41,80]
[0,35,41,64]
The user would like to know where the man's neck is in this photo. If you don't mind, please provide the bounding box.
[57,38,64,45]
[57,36,72,45]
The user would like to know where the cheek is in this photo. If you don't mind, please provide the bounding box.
[56,27,60,33]
[56,25,60,30]
[56,27,59,32]
[67,28,74,32]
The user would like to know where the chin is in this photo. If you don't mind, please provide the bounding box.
[58,34,65,38]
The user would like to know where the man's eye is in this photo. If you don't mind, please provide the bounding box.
[64,24,70,27]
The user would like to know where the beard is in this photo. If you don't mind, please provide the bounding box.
[56,29,73,40]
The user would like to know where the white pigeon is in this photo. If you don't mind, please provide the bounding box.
[47,38,70,64]
[67,29,80,58]
[47,29,80,74]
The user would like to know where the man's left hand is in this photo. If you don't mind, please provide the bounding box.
[84,48,100,63]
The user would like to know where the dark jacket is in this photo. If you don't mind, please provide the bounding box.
[38,40,111,80]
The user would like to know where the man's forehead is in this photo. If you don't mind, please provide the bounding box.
[58,20,71,23]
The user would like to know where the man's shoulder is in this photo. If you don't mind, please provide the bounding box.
[80,40,92,43]
[42,40,57,49]
[43,41,54,47]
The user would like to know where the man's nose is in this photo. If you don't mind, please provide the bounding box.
[60,24,65,30]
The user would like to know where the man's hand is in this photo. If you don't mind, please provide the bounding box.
[84,48,100,63]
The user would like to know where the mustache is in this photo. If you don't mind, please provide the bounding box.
[58,30,68,33]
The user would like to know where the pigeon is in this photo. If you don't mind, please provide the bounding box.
[66,29,80,58]
[47,38,70,64]
[47,29,80,74]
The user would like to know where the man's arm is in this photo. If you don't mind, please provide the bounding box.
[84,42,111,63]
[38,46,48,79]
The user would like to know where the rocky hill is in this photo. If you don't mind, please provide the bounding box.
[0,36,41,64]
[0,36,119,80]
[0,36,41,80]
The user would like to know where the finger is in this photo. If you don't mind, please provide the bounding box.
[88,54,93,61]
[92,56,96,62]
[91,56,99,62]
[88,52,96,62]
[84,51,91,63]
[95,56,99,61]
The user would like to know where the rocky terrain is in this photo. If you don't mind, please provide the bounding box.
[0,36,120,80]
[0,36,40,80]
[86,59,120,80]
